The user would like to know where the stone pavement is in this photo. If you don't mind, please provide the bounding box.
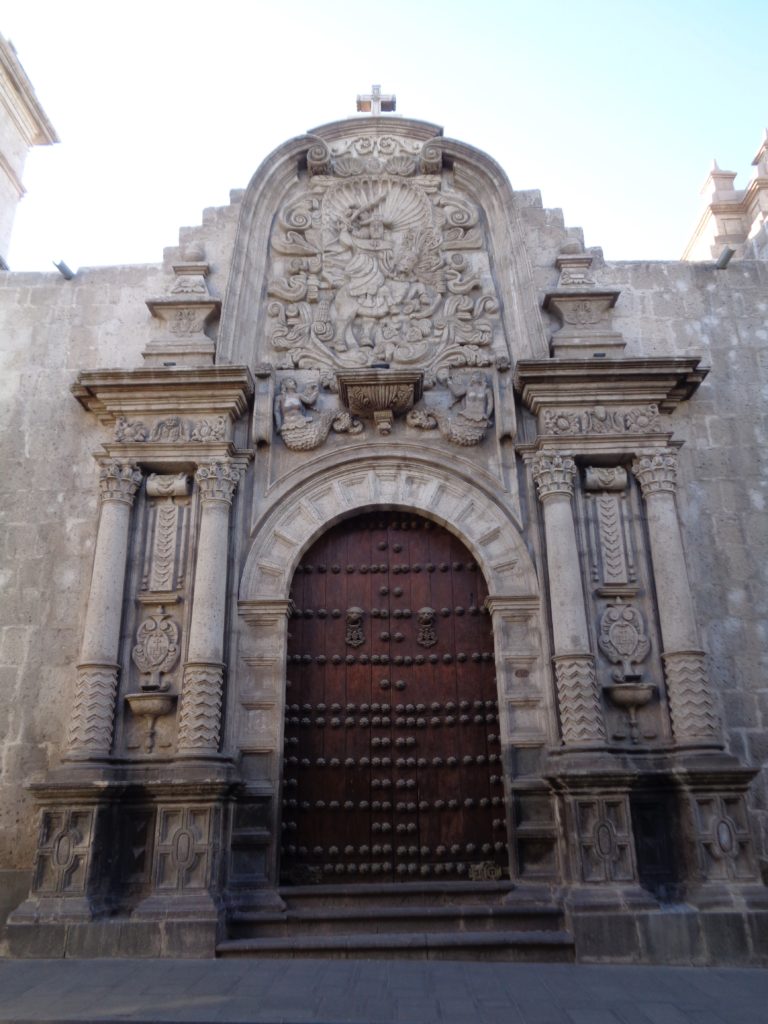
[0,958,767,1023]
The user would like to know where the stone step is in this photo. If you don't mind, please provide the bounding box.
[217,928,575,961]
[228,902,565,938]
[278,879,517,908]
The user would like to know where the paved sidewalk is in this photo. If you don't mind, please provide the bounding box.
[1,958,767,1023]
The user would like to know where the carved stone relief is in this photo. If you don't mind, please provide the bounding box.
[542,404,662,436]
[274,376,363,450]
[267,134,503,373]
[406,370,494,446]
[115,416,229,444]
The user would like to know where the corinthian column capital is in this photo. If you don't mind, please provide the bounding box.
[195,459,242,506]
[97,459,143,505]
[530,453,577,501]
[631,449,678,496]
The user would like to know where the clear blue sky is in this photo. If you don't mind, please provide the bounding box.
[4,0,767,270]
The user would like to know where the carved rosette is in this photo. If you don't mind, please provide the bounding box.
[553,654,606,745]
[195,460,242,506]
[530,453,577,500]
[67,663,119,756]
[662,651,720,744]
[631,450,678,496]
[176,662,224,754]
[97,460,143,505]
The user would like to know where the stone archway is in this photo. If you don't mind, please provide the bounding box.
[235,459,554,885]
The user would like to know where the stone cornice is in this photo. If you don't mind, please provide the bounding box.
[514,357,708,413]
[72,366,254,424]
[0,34,59,147]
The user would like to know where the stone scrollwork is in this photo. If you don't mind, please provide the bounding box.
[274,376,363,450]
[266,133,503,373]
[407,370,494,446]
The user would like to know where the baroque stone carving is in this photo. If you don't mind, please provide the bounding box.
[114,416,229,444]
[406,371,493,446]
[131,608,180,691]
[337,368,422,435]
[631,449,678,495]
[542,404,661,436]
[146,473,190,498]
[529,453,576,500]
[266,141,502,372]
[345,607,365,647]
[195,460,242,505]
[98,460,143,503]
[125,692,177,754]
[416,607,437,648]
[598,599,650,681]
[552,655,606,745]
[274,376,363,449]
[584,467,628,492]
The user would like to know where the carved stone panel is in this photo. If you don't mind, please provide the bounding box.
[266,134,504,374]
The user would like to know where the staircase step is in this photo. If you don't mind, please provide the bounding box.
[217,928,575,962]
[229,903,564,938]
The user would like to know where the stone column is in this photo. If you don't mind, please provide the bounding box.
[66,459,143,759]
[530,454,606,746]
[177,459,242,757]
[631,449,720,745]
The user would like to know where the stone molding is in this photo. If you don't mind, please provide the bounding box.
[97,459,143,505]
[72,366,254,427]
[514,357,708,415]
[631,449,679,495]
[239,458,538,601]
[529,453,576,500]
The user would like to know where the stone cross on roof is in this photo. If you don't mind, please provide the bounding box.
[356,84,396,115]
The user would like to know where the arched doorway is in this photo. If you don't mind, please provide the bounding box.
[280,511,508,884]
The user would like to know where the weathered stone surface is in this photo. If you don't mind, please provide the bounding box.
[1,109,767,963]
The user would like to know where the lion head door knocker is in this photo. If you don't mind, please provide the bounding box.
[416,606,437,648]
[345,607,365,647]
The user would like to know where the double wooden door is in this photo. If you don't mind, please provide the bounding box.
[281,512,507,884]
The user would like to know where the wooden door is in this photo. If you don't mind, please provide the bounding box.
[281,512,507,884]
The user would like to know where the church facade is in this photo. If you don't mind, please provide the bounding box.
[1,98,767,962]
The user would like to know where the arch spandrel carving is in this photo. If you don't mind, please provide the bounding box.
[218,118,549,370]
[238,460,538,602]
